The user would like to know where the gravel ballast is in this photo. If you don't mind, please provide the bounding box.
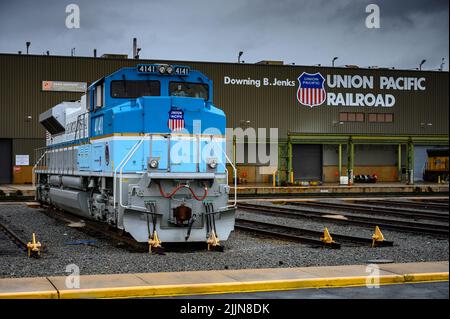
[0,204,448,278]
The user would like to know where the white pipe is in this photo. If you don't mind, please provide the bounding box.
[119,138,145,209]
[211,138,237,208]
[32,150,48,187]
[113,139,143,209]
[222,149,237,208]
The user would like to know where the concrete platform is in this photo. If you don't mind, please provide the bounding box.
[0,261,447,299]
[232,182,449,196]
[1,183,448,199]
[0,184,35,197]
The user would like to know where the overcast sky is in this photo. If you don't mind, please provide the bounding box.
[0,0,448,70]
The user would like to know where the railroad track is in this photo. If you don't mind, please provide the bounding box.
[237,203,449,236]
[288,201,449,223]
[40,206,148,252]
[361,199,449,211]
[235,218,393,248]
[415,199,449,204]
[0,220,28,255]
[235,192,449,199]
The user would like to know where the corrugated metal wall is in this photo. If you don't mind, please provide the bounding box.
[1,53,448,140]
[12,138,46,164]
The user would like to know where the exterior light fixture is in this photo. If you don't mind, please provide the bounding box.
[238,51,243,63]
[419,59,426,70]
[149,159,159,169]
[332,57,338,67]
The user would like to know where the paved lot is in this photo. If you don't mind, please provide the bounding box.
[179,281,449,299]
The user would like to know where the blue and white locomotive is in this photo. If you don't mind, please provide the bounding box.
[35,64,236,250]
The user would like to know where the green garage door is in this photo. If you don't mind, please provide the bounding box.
[292,144,322,181]
[0,139,12,184]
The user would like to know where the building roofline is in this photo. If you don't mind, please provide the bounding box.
[0,52,448,74]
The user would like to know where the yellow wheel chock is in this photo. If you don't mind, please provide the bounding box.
[372,226,385,247]
[207,229,221,251]
[27,233,41,258]
[320,227,335,244]
[148,230,162,253]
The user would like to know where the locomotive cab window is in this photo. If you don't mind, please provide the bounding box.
[110,80,160,98]
[169,82,209,100]
[93,84,104,109]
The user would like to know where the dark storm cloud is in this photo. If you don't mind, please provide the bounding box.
[0,0,448,70]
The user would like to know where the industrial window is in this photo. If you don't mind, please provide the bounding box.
[95,84,103,108]
[93,116,103,135]
[385,114,393,122]
[110,80,160,98]
[169,82,209,100]
[339,112,364,122]
[368,113,394,123]
[356,113,364,122]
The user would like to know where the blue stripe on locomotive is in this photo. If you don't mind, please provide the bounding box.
[77,139,227,174]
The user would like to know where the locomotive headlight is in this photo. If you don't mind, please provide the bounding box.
[208,158,218,169]
[149,159,159,169]
[158,65,166,74]
[166,65,173,74]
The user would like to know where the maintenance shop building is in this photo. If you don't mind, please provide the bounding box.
[0,53,448,184]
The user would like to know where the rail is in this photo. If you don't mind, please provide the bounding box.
[237,203,449,236]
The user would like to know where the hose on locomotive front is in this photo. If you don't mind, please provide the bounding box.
[157,182,208,201]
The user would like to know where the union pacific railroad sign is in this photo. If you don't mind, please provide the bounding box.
[223,72,426,108]
[297,72,326,108]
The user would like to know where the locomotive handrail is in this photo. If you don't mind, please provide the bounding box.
[118,137,146,209]
[32,148,48,187]
[72,112,89,175]
[210,137,237,208]
[223,146,237,208]
[113,138,145,210]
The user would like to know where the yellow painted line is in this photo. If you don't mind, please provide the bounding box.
[0,290,58,299]
[404,272,449,282]
[90,132,225,141]
[57,272,448,299]
[0,272,447,299]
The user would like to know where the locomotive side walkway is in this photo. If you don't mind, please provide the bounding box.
[0,261,448,299]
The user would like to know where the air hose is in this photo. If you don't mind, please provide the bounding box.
[157,183,208,201]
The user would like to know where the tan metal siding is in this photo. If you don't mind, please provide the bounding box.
[0,54,448,141]
[12,138,45,164]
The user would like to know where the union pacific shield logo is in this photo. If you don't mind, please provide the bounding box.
[297,72,326,107]
[168,108,185,131]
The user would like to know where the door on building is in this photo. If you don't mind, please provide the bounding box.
[0,139,12,184]
[292,144,323,181]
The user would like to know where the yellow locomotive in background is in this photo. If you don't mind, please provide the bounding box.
[423,148,449,183]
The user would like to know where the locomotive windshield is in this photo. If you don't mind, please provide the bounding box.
[110,80,160,98]
[169,82,209,100]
